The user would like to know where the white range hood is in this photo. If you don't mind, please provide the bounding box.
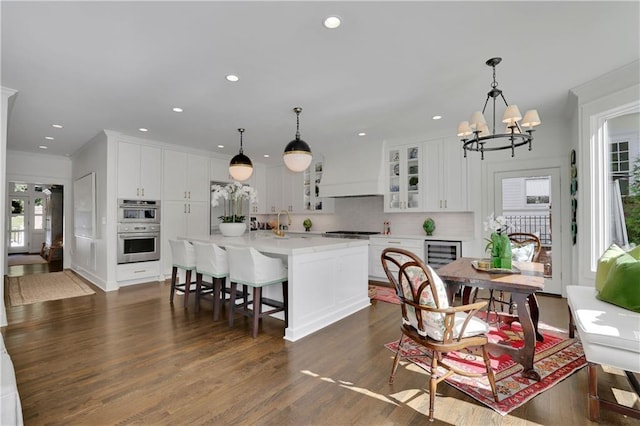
[319,139,384,198]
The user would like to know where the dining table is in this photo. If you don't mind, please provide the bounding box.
[437,257,545,381]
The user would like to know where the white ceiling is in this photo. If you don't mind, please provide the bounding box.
[2,1,639,165]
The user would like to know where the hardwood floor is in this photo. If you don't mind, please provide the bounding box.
[2,274,638,425]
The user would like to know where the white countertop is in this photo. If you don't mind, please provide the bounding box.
[182,231,369,256]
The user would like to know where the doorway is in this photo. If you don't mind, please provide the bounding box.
[494,167,562,295]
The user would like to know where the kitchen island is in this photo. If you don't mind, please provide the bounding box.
[180,232,370,341]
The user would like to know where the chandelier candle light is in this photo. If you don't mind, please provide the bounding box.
[457,57,541,160]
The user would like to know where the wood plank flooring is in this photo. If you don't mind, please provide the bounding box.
[2,273,639,425]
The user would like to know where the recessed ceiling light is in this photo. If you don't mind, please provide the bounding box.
[52,124,63,129]
[39,145,48,149]
[217,145,224,149]
[358,132,367,136]
[226,74,239,82]
[139,128,148,132]
[263,154,270,158]
[432,115,442,120]
[45,136,55,140]
[172,107,183,113]
[323,16,342,29]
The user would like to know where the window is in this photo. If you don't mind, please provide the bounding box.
[34,197,44,230]
[13,183,27,193]
[611,140,630,195]
[525,178,550,205]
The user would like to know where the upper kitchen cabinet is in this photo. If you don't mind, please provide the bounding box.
[210,157,232,183]
[265,166,283,214]
[163,150,210,202]
[423,138,468,211]
[248,163,267,214]
[384,144,423,212]
[302,157,334,213]
[117,141,162,200]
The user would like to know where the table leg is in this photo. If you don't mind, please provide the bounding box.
[527,293,544,342]
[512,292,541,381]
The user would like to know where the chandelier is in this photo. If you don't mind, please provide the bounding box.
[457,57,541,160]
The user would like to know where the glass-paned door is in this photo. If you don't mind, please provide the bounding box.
[10,196,29,253]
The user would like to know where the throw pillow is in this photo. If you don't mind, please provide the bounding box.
[627,244,640,260]
[595,244,626,292]
[597,254,640,313]
[511,242,535,262]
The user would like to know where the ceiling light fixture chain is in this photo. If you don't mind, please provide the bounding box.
[228,127,253,181]
[457,57,541,160]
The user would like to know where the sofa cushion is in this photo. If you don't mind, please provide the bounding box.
[595,244,626,292]
[628,244,640,260]
[597,254,640,313]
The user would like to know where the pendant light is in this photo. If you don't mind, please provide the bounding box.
[283,107,313,172]
[228,128,253,181]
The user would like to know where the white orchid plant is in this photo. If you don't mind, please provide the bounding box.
[211,182,258,223]
[483,213,512,255]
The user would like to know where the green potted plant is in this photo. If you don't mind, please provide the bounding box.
[303,218,312,232]
[423,217,435,236]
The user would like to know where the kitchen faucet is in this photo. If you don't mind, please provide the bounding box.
[274,210,292,237]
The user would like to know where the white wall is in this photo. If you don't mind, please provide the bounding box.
[1,87,18,327]
[70,131,117,290]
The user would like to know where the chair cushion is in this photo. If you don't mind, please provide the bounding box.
[595,244,626,292]
[628,244,640,260]
[511,242,536,262]
[401,265,487,341]
[597,254,640,313]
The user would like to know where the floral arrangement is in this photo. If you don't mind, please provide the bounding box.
[211,182,258,223]
[483,213,511,235]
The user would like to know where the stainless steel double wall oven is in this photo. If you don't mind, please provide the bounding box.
[117,199,161,264]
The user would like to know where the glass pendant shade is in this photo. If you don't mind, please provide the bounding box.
[283,107,312,172]
[228,128,253,181]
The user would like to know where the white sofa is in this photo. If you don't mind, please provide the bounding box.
[566,285,640,421]
[0,333,23,425]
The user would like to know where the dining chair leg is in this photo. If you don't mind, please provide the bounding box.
[388,335,404,384]
[252,287,261,338]
[195,273,203,313]
[429,356,438,421]
[482,345,499,402]
[229,282,237,328]
[213,277,222,321]
[170,266,178,304]
[282,281,289,328]
[183,270,192,308]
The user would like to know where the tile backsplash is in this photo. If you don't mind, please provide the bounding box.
[256,196,475,239]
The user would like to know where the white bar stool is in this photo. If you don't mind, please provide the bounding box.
[193,242,229,320]
[226,246,288,338]
[168,239,198,308]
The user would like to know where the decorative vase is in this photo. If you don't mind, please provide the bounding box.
[500,233,512,270]
[490,232,503,268]
[219,222,246,237]
[423,217,435,236]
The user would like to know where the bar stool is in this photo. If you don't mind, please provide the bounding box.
[168,239,198,308]
[226,246,288,338]
[193,242,229,320]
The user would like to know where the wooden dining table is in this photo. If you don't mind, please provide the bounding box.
[437,257,545,381]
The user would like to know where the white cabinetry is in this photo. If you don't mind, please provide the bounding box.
[302,157,334,213]
[210,157,232,183]
[384,144,423,212]
[369,236,426,280]
[265,166,283,213]
[423,138,468,211]
[117,141,162,200]
[249,163,267,214]
[162,150,210,275]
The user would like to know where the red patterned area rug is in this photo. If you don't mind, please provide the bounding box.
[369,285,400,304]
[384,322,586,416]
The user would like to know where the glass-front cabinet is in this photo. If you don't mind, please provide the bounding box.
[385,144,422,212]
[302,157,334,213]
